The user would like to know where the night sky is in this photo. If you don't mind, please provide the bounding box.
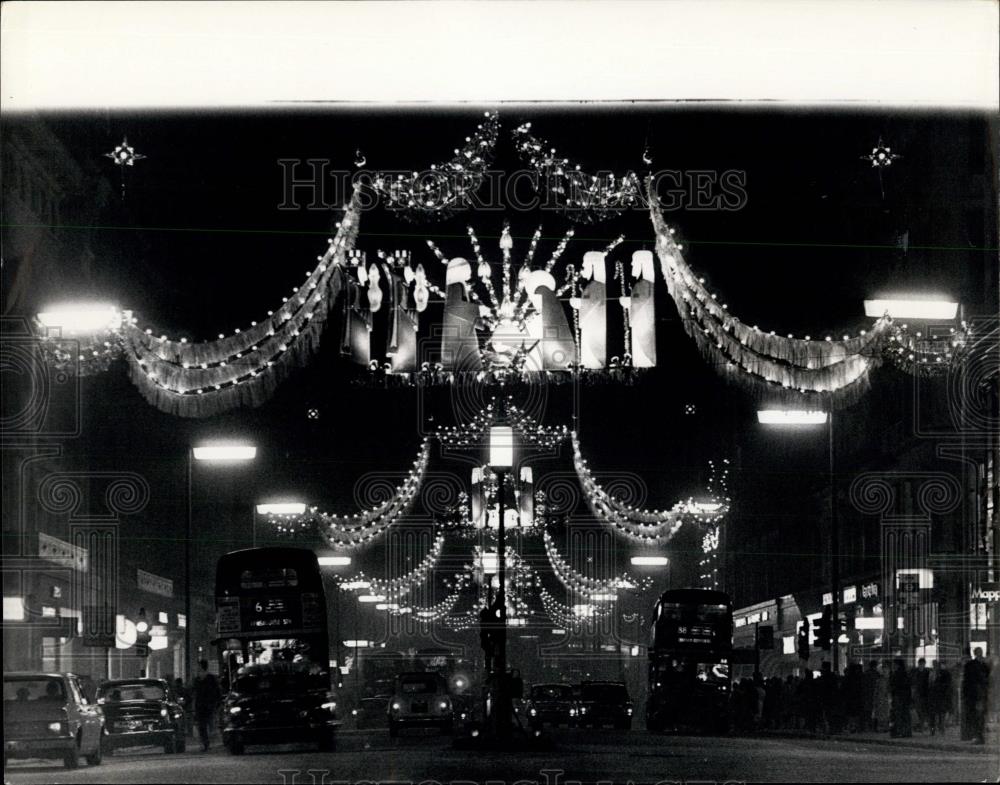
[3,105,996,613]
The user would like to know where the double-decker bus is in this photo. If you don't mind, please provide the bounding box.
[645,588,732,734]
[214,547,337,753]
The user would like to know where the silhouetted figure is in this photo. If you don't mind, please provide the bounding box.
[889,658,912,738]
[912,657,930,731]
[192,659,222,751]
[928,660,952,736]
[962,647,990,745]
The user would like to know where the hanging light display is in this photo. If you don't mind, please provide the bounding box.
[372,112,500,222]
[512,123,643,223]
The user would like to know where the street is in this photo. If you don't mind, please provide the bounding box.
[5,728,998,784]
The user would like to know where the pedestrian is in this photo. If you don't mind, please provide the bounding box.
[928,660,952,736]
[843,660,864,733]
[798,670,817,732]
[817,661,837,734]
[862,661,878,731]
[889,658,912,738]
[912,657,930,732]
[962,647,990,745]
[192,659,223,751]
[872,661,890,732]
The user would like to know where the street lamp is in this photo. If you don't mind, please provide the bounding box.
[255,502,307,516]
[37,302,122,333]
[758,405,839,672]
[316,555,352,567]
[488,425,514,741]
[186,441,256,682]
[863,297,958,320]
[630,556,668,566]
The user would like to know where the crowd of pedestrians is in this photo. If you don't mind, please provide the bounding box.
[732,648,995,745]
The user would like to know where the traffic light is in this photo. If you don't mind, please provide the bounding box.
[797,619,810,661]
[816,606,833,651]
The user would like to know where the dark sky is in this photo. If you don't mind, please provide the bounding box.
[4,106,996,609]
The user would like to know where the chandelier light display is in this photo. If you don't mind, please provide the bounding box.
[34,115,981,419]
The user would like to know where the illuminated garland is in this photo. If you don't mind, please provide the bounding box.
[436,400,569,450]
[337,534,445,597]
[308,440,431,548]
[541,530,650,595]
[571,433,727,543]
[373,112,499,222]
[118,191,362,417]
[513,122,642,223]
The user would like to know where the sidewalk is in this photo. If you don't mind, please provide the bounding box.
[756,726,999,755]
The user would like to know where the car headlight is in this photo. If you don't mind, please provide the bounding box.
[47,721,64,734]
[580,707,588,714]
[627,707,633,715]
[569,708,577,716]
[321,701,336,712]
[391,702,401,711]
[529,708,537,716]
[160,707,169,717]
[229,706,242,715]
[439,701,449,710]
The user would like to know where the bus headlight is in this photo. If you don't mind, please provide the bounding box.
[160,707,169,717]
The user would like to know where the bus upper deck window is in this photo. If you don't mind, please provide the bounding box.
[239,567,299,589]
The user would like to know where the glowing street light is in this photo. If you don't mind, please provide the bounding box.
[489,426,514,468]
[37,302,121,334]
[317,555,352,567]
[756,410,828,425]
[863,297,958,320]
[357,594,387,603]
[631,556,668,567]
[256,502,307,515]
[341,580,371,590]
[193,444,258,461]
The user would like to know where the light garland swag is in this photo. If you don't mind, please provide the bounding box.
[122,189,364,417]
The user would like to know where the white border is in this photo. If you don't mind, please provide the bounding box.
[1,0,997,110]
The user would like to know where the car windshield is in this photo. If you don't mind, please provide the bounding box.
[581,684,629,702]
[531,685,572,700]
[99,683,166,702]
[4,677,66,702]
[399,675,438,694]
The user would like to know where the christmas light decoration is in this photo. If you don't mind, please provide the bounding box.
[372,112,499,221]
[513,123,642,223]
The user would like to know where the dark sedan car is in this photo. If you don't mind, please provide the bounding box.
[574,681,633,729]
[221,662,339,754]
[97,678,186,753]
[526,683,575,728]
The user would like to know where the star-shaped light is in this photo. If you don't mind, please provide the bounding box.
[105,136,146,167]
[863,137,901,168]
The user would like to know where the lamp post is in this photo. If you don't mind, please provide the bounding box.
[489,425,514,741]
[757,407,838,672]
[187,442,257,682]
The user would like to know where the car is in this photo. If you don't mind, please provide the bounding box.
[97,678,186,754]
[388,672,453,737]
[3,672,106,769]
[574,681,634,729]
[355,696,390,728]
[526,683,575,728]
[221,661,339,755]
